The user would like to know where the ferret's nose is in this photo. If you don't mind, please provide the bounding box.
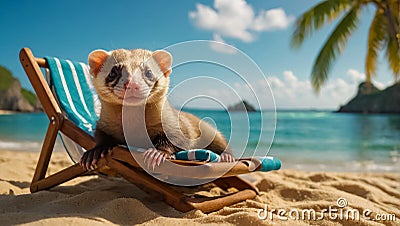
[125,81,140,91]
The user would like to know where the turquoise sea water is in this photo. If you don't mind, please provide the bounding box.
[0,110,399,172]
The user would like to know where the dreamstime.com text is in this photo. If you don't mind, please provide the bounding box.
[257,198,396,222]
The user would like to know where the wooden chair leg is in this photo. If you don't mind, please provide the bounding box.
[30,119,87,192]
[105,157,195,212]
[106,155,259,213]
[31,121,59,191]
[184,176,258,213]
[214,176,260,195]
[31,164,86,192]
[185,189,257,213]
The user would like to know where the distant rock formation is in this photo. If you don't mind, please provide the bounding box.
[0,65,42,112]
[337,82,400,114]
[228,100,257,112]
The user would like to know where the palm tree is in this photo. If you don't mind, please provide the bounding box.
[291,0,399,93]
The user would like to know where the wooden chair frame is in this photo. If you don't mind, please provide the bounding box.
[19,47,259,213]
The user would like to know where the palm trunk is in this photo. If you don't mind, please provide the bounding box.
[365,75,372,94]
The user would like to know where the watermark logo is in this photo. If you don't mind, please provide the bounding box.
[257,197,397,222]
[336,197,347,208]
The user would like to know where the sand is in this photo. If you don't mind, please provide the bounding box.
[0,110,18,115]
[0,150,398,225]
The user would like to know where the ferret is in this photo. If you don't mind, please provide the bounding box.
[80,48,234,170]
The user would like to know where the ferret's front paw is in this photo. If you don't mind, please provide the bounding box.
[220,152,235,162]
[80,146,112,171]
[143,148,169,170]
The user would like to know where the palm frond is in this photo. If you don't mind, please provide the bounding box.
[311,6,361,92]
[365,8,387,82]
[291,0,352,48]
[379,0,400,80]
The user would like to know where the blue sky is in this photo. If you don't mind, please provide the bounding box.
[0,0,396,109]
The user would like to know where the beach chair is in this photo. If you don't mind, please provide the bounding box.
[19,47,281,213]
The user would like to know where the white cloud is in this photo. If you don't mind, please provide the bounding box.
[252,8,294,31]
[262,69,390,109]
[263,70,366,109]
[346,69,385,89]
[210,34,238,54]
[189,0,294,43]
[170,68,390,110]
[199,69,382,110]
[347,69,365,84]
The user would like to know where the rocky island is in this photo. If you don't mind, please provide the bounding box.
[0,65,41,112]
[338,82,400,114]
[228,100,257,112]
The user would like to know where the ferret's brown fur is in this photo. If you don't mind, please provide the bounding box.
[80,49,232,168]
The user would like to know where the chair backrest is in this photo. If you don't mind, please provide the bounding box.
[44,57,100,135]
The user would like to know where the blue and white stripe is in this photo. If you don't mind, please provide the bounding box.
[45,57,99,134]
[66,60,92,118]
[174,149,221,162]
[80,62,101,117]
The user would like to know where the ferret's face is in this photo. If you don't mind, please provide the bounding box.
[88,49,172,106]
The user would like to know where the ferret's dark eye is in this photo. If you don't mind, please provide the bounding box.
[106,65,122,85]
[110,68,118,77]
[144,69,153,80]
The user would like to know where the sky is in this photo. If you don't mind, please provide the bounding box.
[0,0,397,110]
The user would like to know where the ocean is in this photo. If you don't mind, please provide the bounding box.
[0,110,399,172]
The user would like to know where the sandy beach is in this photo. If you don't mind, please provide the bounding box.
[0,110,18,115]
[0,150,398,225]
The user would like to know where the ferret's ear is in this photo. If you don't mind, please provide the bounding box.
[88,49,110,77]
[152,50,172,77]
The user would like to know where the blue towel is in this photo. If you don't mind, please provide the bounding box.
[174,149,221,162]
[174,149,281,172]
[257,156,282,171]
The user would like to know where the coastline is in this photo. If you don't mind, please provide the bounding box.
[0,109,18,115]
[0,150,398,225]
